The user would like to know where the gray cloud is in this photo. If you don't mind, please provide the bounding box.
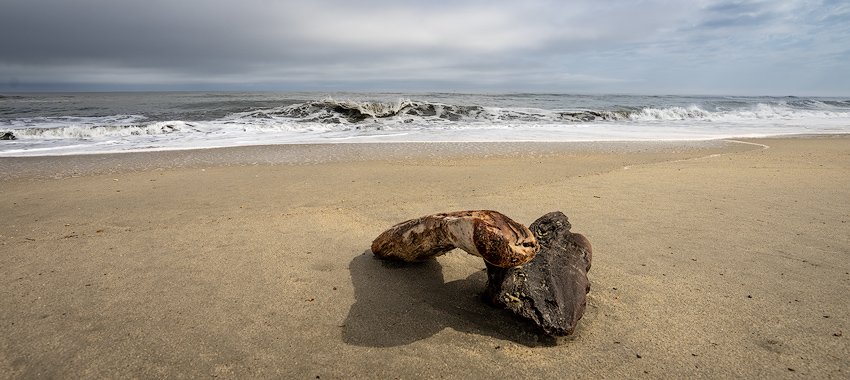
[1,0,848,95]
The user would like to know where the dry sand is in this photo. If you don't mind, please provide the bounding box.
[1,136,848,378]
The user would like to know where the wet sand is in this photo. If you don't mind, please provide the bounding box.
[1,136,849,378]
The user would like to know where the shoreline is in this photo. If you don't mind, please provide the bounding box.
[2,134,848,378]
[2,132,847,158]
[0,137,781,180]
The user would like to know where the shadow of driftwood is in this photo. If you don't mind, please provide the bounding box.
[343,251,553,347]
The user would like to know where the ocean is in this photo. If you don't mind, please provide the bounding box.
[1,92,849,157]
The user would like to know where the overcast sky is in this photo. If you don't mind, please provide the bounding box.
[2,0,848,95]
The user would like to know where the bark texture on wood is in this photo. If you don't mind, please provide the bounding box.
[483,211,593,336]
[370,210,539,268]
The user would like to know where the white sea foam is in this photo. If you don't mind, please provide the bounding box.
[2,96,850,157]
[630,106,712,120]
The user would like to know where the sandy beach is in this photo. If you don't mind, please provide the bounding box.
[1,136,848,378]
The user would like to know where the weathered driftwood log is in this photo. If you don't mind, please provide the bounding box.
[483,211,593,336]
[371,210,540,268]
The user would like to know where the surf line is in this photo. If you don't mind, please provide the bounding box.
[622,139,770,170]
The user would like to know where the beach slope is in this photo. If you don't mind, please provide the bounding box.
[1,137,848,378]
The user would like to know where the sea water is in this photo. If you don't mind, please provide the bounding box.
[1,92,849,157]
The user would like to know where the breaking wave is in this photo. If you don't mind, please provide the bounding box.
[236,97,636,124]
[237,98,850,124]
[2,94,850,156]
[3,98,850,140]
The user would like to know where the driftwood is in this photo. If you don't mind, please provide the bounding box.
[483,211,593,336]
[371,210,539,268]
